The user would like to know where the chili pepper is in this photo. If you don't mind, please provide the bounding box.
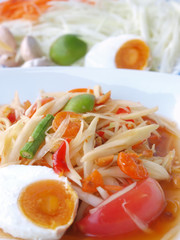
[116,106,131,114]
[7,109,16,123]
[52,139,71,174]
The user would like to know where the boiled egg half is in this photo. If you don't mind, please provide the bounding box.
[85,34,150,70]
[0,165,78,240]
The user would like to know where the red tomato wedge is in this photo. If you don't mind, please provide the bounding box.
[77,178,166,237]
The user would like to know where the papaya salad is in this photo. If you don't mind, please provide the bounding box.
[0,86,180,240]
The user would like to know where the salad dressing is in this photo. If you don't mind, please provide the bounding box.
[62,181,180,240]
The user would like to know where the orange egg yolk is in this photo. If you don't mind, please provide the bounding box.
[115,39,150,70]
[18,180,76,229]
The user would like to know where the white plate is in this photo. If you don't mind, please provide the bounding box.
[0,67,180,240]
[1,67,180,128]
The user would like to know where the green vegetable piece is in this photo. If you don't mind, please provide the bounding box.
[63,94,95,113]
[50,34,88,66]
[20,114,54,159]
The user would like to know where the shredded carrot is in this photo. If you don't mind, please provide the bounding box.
[96,91,111,105]
[104,185,123,193]
[80,0,96,5]
[68,88,94,94]
[0,0,95,22]
[52,111,81,139]
[28,97,54,118]
[23,100,31,112]
[0,0,52,22]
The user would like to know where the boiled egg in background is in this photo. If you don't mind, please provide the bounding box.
[85,34,150,70]
[0,165,78,240]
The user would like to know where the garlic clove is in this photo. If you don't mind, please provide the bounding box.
[0,53,19,67]
[21,56,56,67]
[0,26,16,55]
[20,36,43,61]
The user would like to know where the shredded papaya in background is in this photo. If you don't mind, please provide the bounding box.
[0,0,95,22]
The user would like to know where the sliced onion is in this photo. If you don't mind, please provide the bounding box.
[89,182,136,214]
[122,201,152,233]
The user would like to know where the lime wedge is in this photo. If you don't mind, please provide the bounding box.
[50,34,87,66]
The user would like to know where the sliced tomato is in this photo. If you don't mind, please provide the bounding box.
[77,178,166,237]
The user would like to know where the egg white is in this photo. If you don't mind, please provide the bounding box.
[85,34,149,68]
[0,165,78,240]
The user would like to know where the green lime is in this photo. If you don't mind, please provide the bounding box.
[49,34,88,66]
